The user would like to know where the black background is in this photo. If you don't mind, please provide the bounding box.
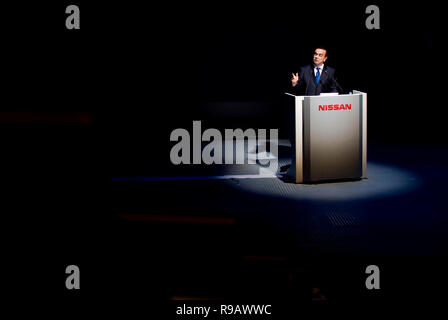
[3,1,441,143]
[2,0,445,316]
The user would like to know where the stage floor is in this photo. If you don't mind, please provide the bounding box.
[95,143,448,302]
[109,143,447,257]
[6,130,447,306]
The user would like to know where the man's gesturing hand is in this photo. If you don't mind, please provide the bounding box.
[291,73,299,87]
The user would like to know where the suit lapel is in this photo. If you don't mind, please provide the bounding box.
[318,65,328,85]
[310,65,316,85]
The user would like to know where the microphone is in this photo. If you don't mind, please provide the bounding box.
[324,69,344,94]
[333,78,344,94]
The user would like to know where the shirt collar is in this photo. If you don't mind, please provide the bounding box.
[314,64,324,70]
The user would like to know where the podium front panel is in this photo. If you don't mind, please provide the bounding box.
[303,94,362,182]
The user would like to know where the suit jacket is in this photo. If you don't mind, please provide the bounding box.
[291,64,339,96]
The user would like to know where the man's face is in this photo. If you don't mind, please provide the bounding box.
[313,48,327,66]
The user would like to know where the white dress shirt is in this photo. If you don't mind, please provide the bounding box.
[314,64,324,76]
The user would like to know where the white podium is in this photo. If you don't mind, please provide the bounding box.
[285,91,367,183]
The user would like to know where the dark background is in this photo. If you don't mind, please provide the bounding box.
[3,1,440,143]
[2,0,445,315]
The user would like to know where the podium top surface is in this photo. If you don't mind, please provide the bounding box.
[284,91,366,98]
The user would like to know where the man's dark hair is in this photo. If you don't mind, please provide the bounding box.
[314,46,328,57]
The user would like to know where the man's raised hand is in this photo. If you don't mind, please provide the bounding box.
[291,73,299,86]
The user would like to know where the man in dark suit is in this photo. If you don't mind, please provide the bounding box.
[290,47,340,95]
[281,47,341,173]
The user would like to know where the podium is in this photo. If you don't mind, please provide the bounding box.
[285,91,367,183]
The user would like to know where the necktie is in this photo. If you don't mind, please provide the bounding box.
[315,67,321,85]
